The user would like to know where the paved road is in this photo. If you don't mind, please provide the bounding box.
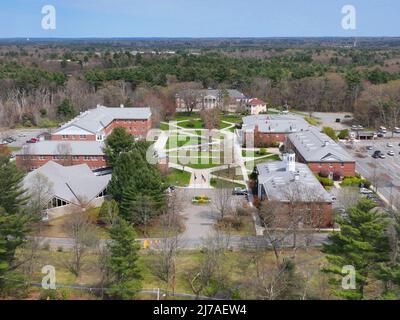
[32,232,330,251]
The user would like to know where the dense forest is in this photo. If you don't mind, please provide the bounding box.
[1,39,400,129]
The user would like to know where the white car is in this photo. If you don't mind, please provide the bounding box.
[379,154,386,159]
[388,151,395,156]
[387,143,393,147]
[394,127,400,133]
[360,188,373,195]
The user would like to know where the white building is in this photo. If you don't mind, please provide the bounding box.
[245,98,267,115]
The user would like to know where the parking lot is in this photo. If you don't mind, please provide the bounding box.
[0,128,47,151]
[342,137,400,209]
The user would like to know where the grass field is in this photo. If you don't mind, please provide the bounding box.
[164,168,191,187]
[11,247,330,300]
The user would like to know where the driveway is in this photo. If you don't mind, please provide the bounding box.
[177,188,219,241]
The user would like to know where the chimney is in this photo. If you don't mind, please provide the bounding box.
[120,104,124,108]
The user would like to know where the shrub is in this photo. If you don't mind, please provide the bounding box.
[322,127,338,141]
[317,176,334,187]
[259,148,267,156]
[338,129,349,139]
[319,169,330,178]
[333,170,344,181]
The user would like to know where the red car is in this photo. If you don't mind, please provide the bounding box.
[26,138,39,143]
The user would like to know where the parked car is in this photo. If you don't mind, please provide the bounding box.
[387,143,393,147]
[394,127,400,133]
[233,187,248,196]
[17,133,26,137]
[335,118,341,123]
[388,150,395,156]
[366,146,373,150]
[360,187,373,194]
[26,137,39,143]
[379,126,387,133]
[372,150,382,158]
[377,132,385,138]
[344,115,352,118]
[379,154,386,159]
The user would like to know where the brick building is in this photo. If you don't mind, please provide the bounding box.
[256,153,333,228]
[287,127,356,178]
[51,104,152,141]
[16,141,106,171]
[240,114,310,147]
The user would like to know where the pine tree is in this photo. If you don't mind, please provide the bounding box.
[0,159,32,288]
[322,199,391,300]
[105,218,142,300]
[104,126,135,166]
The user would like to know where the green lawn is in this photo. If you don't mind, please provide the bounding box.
[241,149,270,157]
[178,119,203,129]
[245,154,281,168]
[212,166,243,181]
[210,177,246,189]
[164,168,191,187]
[220,114,243,123]
[166,136,200,149]
[160,122,170,131]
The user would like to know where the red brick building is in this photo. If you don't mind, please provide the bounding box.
[256,154,334,228]
[287,127,356,178]
[51,105,152,142]
[16,141,106,171]
[240,114,310,147]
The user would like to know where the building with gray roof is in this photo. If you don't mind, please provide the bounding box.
[52,105,152,141]
[288,127,354,163]
[256,153,332,203]
[242,114,310,134]
[176,88,246,111]
[256,153,333,228]
[24,161,111,219]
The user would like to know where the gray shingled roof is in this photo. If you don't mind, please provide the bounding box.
[55,105,152,134]
[257,161,332,202]
[178,89,246,99]
[23,161,111,205]
[18,141,105,156]
[288,127,354,163]
[242,114,310,134]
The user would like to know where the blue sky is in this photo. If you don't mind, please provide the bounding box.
[0,0,398,38]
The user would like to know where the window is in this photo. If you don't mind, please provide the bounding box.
[72,156,80,160]
[91,156,97,161]
[62,135,68,139]
[39,155,45,160]
[329,163,333,167]
[341,162,345,167]
[80,135,87,140]
[96,134,103,141]
[84,156,90,160]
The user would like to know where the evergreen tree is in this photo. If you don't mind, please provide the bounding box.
[105,218,142,299]
[104,126,134,166]
[108,150,165,208]
[57,98,76,120]
[322,199,391,300]
[0,159,32,288]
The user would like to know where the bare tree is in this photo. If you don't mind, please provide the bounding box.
[151,190,183,296]
[337,187,360,210]
[212,187,233,220]
[57,142,73,166]
[63,208,99,276]
[179,89,203,114]
[28,172,54,220]
[186,230,230,299]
